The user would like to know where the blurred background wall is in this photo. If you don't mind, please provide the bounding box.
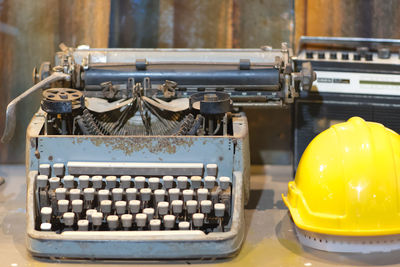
[0,0,110,163]
[0,0,399,164]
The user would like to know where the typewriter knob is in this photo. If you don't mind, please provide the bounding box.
[41,88,84,114]
[189,92,232,115]
[298,62,316,91]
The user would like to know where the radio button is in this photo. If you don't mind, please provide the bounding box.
[306,51,314,59]
[378,47,390,59]
[353,53,361,60]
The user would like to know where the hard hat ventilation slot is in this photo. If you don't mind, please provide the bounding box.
[295,226,400,254]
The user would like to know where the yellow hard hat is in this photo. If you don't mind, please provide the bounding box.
[283,117,400,236]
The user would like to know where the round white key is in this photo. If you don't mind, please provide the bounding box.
[197,188,208,202]
[49,177,60,190]
[120,176,131,188]
[63,175,74,188]
[154,189,165,203]
[72,199,83,213]
[106,176,117,188]
[92,212,103,226]
[206,163,218,176]
[100,200,112,213]
[150,219,161,230]
[39,164,51,176]
[112,188,123,202]
[162,176,174,189]
[126,188,138,201]
[135,213,147,227]
[178,221,190,230]
[115,201,127,215]
[183,189,194,202]
[219,176,231,190]
[37,175,48,188]
[177,176,188,189]
[63,212,75,226]
[121,214,133,228]
[55,188,67,200]
[186,200,198,214]
[83,188,95,201]
[78,175,90,188]
[190,176,202,189]
[204,176,216,189]
[58,199,69,213]
[163,215,175,229]
[140,188,151,202]
[98,189,110,201]
[53,163,65,177]
[143,208,155,221]
[134,176,146,189]
[157,201,169,216]
[168,188,180,202]
[40,222,52,231]
[69,188,81,200]
[193,213,204,227]
[107,215,119,230]
[78,219,89,231]
[148,177,160,190]
[214,203,225,217]
[201,200,212,214]
[129,200,141,214]
[41,207,52,223]
[172,200,183,214]
[91,176,103,189]
[86,209,97,223]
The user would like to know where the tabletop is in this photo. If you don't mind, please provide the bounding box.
[1,164,399,267]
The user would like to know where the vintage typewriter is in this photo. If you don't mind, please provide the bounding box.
[1,43,314,259]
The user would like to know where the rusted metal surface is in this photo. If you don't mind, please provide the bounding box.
[75,136,197,155]
[156,0,293,49]
[58,0,110,48]
[235,0,294,49]
[295,0,400,47]
[0,0,58,163]
[109,0,160,48]
[0,0,110,163]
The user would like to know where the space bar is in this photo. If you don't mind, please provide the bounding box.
[67,162,204,176]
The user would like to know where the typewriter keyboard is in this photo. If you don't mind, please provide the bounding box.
[35,165,232,233]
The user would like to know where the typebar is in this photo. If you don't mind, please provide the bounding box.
[67,162,204,176]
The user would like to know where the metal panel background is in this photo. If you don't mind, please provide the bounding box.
[295,0,400,47]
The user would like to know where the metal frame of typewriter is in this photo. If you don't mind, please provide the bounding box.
[26,109,249,259]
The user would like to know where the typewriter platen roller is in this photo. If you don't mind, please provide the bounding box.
[2,43,314,259]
